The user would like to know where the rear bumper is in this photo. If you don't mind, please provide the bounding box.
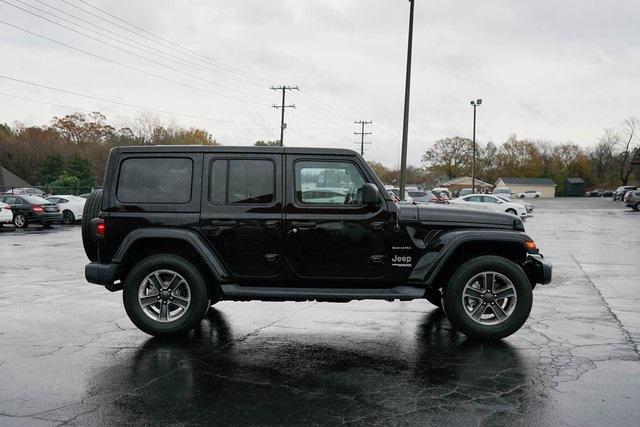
[85,262,121,291]
[30,212,63,223]
[526,253,552,285]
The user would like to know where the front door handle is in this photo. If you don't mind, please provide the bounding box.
[291,221,316,229]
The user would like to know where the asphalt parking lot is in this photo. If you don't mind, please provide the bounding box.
[0,198,639,425]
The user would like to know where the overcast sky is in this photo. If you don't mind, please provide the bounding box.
[1,0,639,167]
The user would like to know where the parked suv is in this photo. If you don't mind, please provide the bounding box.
[82,146,552,340]
[624,190,640,211]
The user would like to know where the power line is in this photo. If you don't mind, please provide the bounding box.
[66,0,272,85]
[0,74,272,126]
[25,0,266,88]
[354,120,372,155]
[271,85,298,146]
[2,0,272,103]
[0,19,270,107]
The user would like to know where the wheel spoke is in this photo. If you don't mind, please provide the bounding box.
[159,302,169,321]
[495,287,515,300]
[485,273,496,292]
[139,294,158,307]
[171,295,189,309]
[167,274,183,292]
[464,287,483,300]
[470,303,486,320]
[148,273,163,291]
[490,303,507,320]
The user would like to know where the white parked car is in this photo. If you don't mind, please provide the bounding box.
[46,195,85,225]
[516,190,542,198]
[0,201,13,225]
[449,194,529,217]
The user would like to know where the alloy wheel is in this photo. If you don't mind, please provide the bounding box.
[62,210,74,225]
[461,271,517,326]
[138,269,191,323]
[14,215,26,228]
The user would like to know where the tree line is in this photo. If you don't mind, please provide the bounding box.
[1,111,638,194]
[0,112,217,190]
[371,118,640,194]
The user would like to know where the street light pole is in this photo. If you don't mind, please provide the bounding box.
[470,99,482,194]
[399,0,415,201]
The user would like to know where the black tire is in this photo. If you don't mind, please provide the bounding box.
[13,213,27,228]
[123,254,210,337]
[634,202,640,211]
[62,209,75,225]
[535,195,540,198]
[443,255,533,341]
[519,194,524,198]
[505,208,517,215]
[81,190,103,262]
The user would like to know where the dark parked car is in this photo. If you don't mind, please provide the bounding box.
[585,189,604,197]
[0,195,62,228]
[624,190,640,211]
[601,189,614,197]
[82,146,551,341]
[613,186,637,201]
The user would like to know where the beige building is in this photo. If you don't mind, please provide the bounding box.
[495,177,557,198]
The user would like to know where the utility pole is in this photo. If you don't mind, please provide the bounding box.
[354,120,372,155]
[271,85,298,146]
[399,0,415,201]
[470,99,482,194]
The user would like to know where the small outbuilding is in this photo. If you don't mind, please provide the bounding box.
[494,177,557,198]
[563,177,585,197]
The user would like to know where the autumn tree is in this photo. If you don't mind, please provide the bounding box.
[51,112,115,145]
[421,136,473,179]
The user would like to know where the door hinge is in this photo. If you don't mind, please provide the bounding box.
[369,254,386,265]
[265,253,281,263]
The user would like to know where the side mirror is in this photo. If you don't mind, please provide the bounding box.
[361,183,380,205]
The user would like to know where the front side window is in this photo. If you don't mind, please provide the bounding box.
[209,159,275,204]
[481,196,499,204]
[117,157,193,204]
[295,161,366,205]
[466,195,482,203]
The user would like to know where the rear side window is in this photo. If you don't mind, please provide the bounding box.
[117,157,193,204]
[209,159,275,204]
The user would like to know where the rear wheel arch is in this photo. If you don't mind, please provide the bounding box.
[116,236,224,302]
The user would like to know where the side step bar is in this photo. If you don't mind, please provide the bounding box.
[220,284,425,301]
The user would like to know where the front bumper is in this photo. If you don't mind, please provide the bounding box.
[85,262,121,291]
[525,253,552,285]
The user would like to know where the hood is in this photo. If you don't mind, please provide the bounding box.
[398,204,523,231]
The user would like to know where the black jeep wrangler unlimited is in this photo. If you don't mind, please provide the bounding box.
[83,146,551,340]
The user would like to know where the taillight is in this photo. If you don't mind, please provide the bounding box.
[96,222,106,237]
[32,205,44,213]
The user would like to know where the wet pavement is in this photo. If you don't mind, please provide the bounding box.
[0,198,639,425]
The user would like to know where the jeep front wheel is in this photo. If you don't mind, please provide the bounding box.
[444,255,532,340]
[123,254,209,336]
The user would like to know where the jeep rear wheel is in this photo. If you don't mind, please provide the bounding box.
[444,255,532,340]
[123,254,209,337]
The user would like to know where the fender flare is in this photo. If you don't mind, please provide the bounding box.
[409,230,531,286]
[112,227,229,281]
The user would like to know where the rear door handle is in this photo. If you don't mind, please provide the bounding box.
[291,221,316,229]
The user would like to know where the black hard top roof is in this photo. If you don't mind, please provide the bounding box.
[113,145,359,156]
